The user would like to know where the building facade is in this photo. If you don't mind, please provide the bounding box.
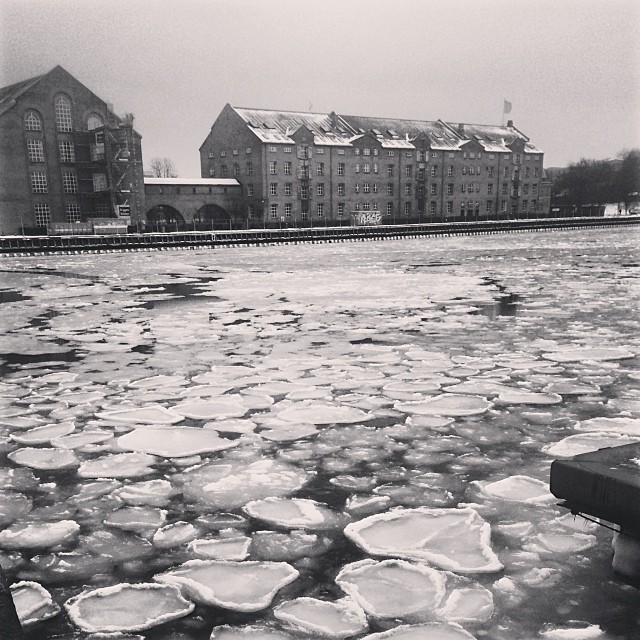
[144,178,243,230]
[0,66,145,235]
[200,105,551,227]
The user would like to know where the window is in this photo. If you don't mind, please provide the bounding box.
[284,183,292,196]
[233,163,240,176]
[337,163,345,176]
[93,173,107,192]
[373,149,379,156]
[269,146,277,153]
[283,147,291,153]
[469,152,475,159]
[502,183,508,195]
[24,110,42,131]
[447,166,454,176]
[522,200,528,211]
[317,162,324,176]
[317,183,324,196]
[405,184,412,196]
[221,164,228,177]
[59,140,75,163]
[447,183,453,196]
[232,149,239,156]
[373,202,379,210]
[317,203,324,216]
[337,149,345,155]
[501,200,507,212]
[55,95,73,132]
[532,183,538,194]
[417,150,425,162]
[503,166,509,177]
[209,168,215,177]
[430,166,437,176]
[363,148,370,155]
[475,184,480,193]
[363,183,370,194]
[532,199,538,210]
[66,203,81,222]
[220,151,226,157]
[355,183,360,193]
[354,148,360,156]
[363,163,370,174]
[355,163,360,173]
[523,184,529,195]
[284,161,291,175]
[300,185,309,199]
[354,202,360,210]
[387,150,395,157]
[448,152,455,158]
[487,166,494,177]
[338,202,345,216]
[269,183,277,196]
[87,113,103,131]
[462,167,467,175]
[269,161,277,174]
[486,201,492,213]
[248,204,256,218]
[246,162,253,175]
[431,151,437,158]
[301,211,308,220]
[430,201,437,214]
[285,203,292,217]
[417,168,425,180]
[524,167,530,178]
[446,201,453,214]
[489,154,495,160]
[387,165,394,177]
[405,165,412,178]
[31,171,48,193]
[63,172,78,193]
[362,202,370,211]
[373,183,379,193]
[404,202,412,215]
[534,167,540,177]
[34,203,50,226]
[270,203,278,218]
[373,162,379,173]
[338,183,345,196]
[386,202,393,215]
[387,184,393,195]
[461,184,467,193]
[246,147,253,154]
[430,184,437,195]
[27,139,45,162]
[487,183,494,195]
[247,184,254,196]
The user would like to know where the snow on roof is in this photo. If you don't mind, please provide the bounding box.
[144,178,240,187]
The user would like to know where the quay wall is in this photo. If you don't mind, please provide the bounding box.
[1,216,639,256]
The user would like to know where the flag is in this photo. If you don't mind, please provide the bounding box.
[503,100,512,114]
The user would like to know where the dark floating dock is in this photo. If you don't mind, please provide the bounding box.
[551,443,640,534]
[1,216,639,256]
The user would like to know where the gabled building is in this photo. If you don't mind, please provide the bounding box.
[200,104,551,226]
[0,65,145,235]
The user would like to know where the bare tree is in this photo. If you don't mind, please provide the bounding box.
[149,157,178,178]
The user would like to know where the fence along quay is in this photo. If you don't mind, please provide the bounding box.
[1,216,639,256]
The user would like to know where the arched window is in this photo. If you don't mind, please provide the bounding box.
[55,94,73,132]
[24,110,42,131]
[87,113,103,130]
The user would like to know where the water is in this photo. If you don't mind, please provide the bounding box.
[0,228,639,639]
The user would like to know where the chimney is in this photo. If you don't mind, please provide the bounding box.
[329,111,338,129]
[457,123,465,137]
[507,119,514,128]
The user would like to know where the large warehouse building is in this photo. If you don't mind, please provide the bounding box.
[200,104,551,227]
[0,66,145,235]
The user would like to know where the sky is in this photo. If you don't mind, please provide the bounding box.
[1,0,638,177]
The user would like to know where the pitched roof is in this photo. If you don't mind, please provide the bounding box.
[230,106,540,153]
[0,73,46,115]
[144,178,240,187]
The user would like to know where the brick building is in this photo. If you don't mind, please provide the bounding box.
[200,105,551,226]
[0,66,145,235]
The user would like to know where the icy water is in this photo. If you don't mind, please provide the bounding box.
[0,228,639,639]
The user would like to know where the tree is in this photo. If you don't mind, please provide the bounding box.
[149,157,178,178]
[615,149,640,211]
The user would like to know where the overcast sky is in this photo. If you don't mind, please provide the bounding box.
[2,0,638,177]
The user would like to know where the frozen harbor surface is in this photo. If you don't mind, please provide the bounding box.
[0,228,639,639]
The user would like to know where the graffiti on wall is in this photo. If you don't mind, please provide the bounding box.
[352,211,382,226]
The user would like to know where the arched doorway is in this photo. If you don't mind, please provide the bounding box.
[195,204,231,230]
[146,205,185,231]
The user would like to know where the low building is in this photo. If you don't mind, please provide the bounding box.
[144,178,242,230]
[0,65,145,235]
[200,105,551,227]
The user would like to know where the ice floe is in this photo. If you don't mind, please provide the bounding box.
[10,580,60,626]
[117,426,238,457]
[344,507,503,573]
[8,446,79,470]
[104,506,167,536]
[153,521,199,548]
[544,432,639,457]
[360,621,478,639]
[395,395,492,417]
[274,596,368,638]
[113,479,175,506]
[477,475,555,504]
[496,389,562,405]
[277,403,373,424]
[172,397,250,419]
[180,458,312,509]
[78,452,158,478]
[97,405,184,424]
[188,535,251,560]
[575,416,640,436]
[244,497,349,530]
[0,490,32,526]
[155,559,299,611]
[210,626,296,639]
[542,347,635,363]
[10,421,75,444]
[64,582,194,632]
[0,519,79,549]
